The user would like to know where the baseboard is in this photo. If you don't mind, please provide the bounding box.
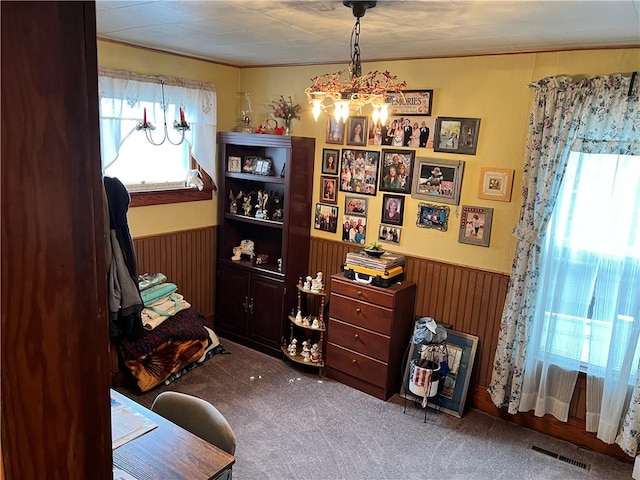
[469,384,632,464]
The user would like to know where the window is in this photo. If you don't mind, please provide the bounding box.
[535,151,640,378]
[98,69,217,205]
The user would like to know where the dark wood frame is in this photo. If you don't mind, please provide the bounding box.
[338,148,380,196]
[314,203,339,233]
[381,194,405,226]
[434,117,481,155]
[344,194,368,217]
[320,175,338,204]
[322,148,339,175]
[379,149,415,194]
[378,224,402,245]
[346,115,368,146]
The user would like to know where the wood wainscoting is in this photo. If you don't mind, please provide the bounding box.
[133,226,216,322]
[308,237,631,463]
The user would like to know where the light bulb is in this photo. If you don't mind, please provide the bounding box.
[333,103,342,122]
[340,101,350,122]
[371,105,380,124]
[379,104,389,125]
[312,100,322,121]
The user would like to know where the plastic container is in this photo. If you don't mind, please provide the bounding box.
[409,358,440,398]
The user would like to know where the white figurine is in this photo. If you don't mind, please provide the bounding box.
[311,343,320,363]
[303,275,312,290]
[288,338,297,356]
[231,246,242,261]
[311,272,323,292]
[302,316,310,327]
[311,318,319,329]
[301,341,311,363]
[295,310,303,324]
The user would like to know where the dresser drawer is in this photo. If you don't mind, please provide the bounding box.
[326,343,388,388]
[329,293,392,335]
[330,277,395,309]
[328,318,390,362]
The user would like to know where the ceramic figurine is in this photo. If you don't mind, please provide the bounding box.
[271,192,283,222]
[242,193,253,216]
[311,343,320,363]
[303,275,312,290]
[231,246,242,261]
[295,310,303,324]
[254,191,265,219]
[311,272,323,292]
[311,318,319,329]
[229,189,243,214]
[302,316,310,327]
[301,341,311,362]
[288,338,297,356]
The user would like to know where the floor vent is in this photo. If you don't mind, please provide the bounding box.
[531,445,590,471]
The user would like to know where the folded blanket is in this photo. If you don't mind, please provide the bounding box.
[141,282,178,306]
[142,294,191,331]
[120,307,208,360]
[138,272,167,291]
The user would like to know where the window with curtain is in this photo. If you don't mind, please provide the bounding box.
[535,151,640,375]
[98,68,217,194]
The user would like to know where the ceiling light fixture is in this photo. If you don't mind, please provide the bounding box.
[136,80,190,145]
[305,1,407,125]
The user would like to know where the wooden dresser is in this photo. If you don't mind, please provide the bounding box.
[326,273,417,400]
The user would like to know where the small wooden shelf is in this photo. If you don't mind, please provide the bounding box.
[224,213,284,228]
[225,171,285,184]
[296,285,327,297]
[287,315,326,332]
[280,346,324,368]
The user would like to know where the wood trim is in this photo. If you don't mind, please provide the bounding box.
[130,187,212,207]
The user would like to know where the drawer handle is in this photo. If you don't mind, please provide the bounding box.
[354,333,359,339]
[357,290,363,296]
[356,308,361,313]
[351,359,357,364]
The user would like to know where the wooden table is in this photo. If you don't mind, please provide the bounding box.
[111,390,235,480]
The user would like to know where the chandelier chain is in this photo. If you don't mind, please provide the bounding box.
[351,17,362,79]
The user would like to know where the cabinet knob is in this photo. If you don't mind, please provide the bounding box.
[354,333,359,339]
[352,359,357,364]
[356,308,361,313]
[357,290,363,296]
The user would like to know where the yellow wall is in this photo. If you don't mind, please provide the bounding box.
[239,48,639,273]
[97,40,239,238]
[97,41,639,272]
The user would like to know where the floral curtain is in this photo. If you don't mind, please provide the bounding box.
[98,68,217,183]
[488,73,640,456]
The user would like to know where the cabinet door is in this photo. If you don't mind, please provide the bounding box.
[217,265,250,337]
[249,274,285,351]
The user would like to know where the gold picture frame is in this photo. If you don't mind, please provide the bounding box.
[477,167,514,202]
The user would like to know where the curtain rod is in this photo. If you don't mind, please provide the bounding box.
[98,67,216,92]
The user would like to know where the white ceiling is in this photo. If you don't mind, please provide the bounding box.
[95,0,640,67]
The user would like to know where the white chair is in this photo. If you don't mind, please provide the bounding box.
[151,391,237,455]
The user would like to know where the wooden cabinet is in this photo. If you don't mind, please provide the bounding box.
[327,273,416,400]
[216,133,315,357]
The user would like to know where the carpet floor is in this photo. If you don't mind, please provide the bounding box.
[117,338,634,480]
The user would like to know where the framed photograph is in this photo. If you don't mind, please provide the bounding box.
[242,155,259,173]
[400,322,479,418]
[369,116,436,149]
[320,175,338,204]
[416,202,449,231]
[434,117,481,155]
[326,116,345,145]
[379,149,415,194]
[228,155,242,173]
[478,167,514,202]
[458,205,493,247]
[378,225,401,245]
[411,157,465,205]
[381,194,404,226]
[344,195,368,217]
[387,89,434,116]
[339,149,380,196]
[341,214,367,245]
[346,116,368,146]
[314,203,338,233]
[322,148,339,175]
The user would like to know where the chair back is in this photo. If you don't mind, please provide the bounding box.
[151,391,236,455]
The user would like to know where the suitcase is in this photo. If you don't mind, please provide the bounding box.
[342,250,406,287]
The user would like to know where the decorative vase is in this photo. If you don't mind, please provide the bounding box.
[283,118,292,136]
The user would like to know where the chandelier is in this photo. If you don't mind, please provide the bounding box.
[305,1,407,125]
[136,79,190,145]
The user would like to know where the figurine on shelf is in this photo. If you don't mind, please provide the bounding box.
[242,193,253,216]
[311,343,320,363]
[301,340,311,363]
[254,191,264,219]
[229,189,243,214]
[288,338,297,357]
[303,276,312,291]
[302,316,310,327]
[311,318,320,329]
[231,246,242,261]
[311,272,323,292]
[271,192,283,222]
[295,310,303,324]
